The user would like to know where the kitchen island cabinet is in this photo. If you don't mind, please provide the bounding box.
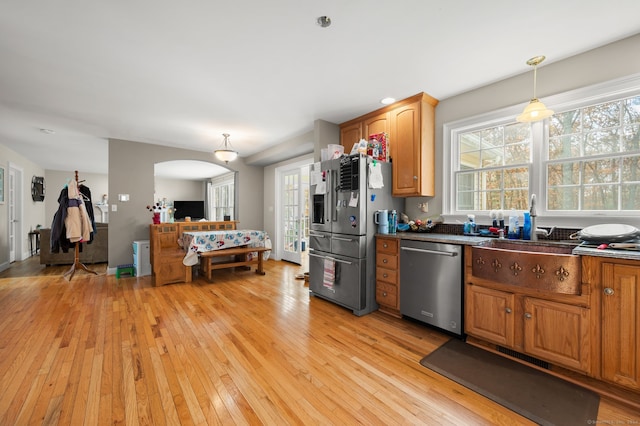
[339,92,438,197]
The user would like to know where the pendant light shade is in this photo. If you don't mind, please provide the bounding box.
[517,56,554,123]
[214,133,238,163]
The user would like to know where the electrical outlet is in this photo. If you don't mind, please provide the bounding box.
[111,204,117,212]
[420,202,428,213]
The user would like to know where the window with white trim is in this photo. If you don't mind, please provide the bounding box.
[547,96,640,211]
[207,172,235,221]
[446,76,640,221]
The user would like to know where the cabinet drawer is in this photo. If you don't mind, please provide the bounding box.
[376,283,398,308]
[376,266,398,285]
[377,253,398,269]
[376,238,398,254]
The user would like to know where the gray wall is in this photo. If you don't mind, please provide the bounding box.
[0,144,46,270]
[154,177,205,205]
[404,33,640,222]
[108,139,263,269]
[44,170,109,226]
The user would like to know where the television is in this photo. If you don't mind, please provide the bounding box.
[173,200,206,220]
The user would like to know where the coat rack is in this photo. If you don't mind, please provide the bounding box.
[63,171,98,281]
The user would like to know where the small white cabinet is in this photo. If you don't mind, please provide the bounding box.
[133,240,151,277]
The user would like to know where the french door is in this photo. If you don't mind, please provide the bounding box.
[281,166,310,264]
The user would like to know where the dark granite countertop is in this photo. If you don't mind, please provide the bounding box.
[378,232,640,261]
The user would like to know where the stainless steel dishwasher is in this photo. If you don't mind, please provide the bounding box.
[400,240,464,336]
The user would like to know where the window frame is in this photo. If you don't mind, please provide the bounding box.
[443,72,640,228]
[207,172,235,221]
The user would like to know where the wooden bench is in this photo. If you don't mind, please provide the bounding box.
[149,221,236,286]
[199,246,270,282]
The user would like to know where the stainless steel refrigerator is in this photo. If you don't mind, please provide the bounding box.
[308,154,402,316]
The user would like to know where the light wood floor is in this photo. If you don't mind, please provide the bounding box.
[0,257,637,425]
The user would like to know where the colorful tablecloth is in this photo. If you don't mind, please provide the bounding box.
[182,230,266,253]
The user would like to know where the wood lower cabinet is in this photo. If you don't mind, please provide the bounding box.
[465,285,515,347]
[465,282,592,374]
[599,261,640,390]
[522,297,591,373]
[376,236,400,317]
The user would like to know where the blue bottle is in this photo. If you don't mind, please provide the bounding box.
[523,211,531,240]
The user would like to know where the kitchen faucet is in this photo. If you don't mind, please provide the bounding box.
[530,194,556,239]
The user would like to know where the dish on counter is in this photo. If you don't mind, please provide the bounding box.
[570,223,640,243]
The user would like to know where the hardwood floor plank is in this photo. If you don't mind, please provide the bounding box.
[0,258,637,424]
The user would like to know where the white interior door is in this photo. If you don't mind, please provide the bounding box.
[8,167,16,262]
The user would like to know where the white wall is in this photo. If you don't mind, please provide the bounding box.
[0,143,46,269]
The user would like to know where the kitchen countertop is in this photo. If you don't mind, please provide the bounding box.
[378,232,640,261]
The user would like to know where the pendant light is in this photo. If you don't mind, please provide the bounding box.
[214,133,238,163]
[516,55,554,122]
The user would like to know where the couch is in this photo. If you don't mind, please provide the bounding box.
[39,223,108,265]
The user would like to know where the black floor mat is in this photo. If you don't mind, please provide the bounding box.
[420,339,600,426]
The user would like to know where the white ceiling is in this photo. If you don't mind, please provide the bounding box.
[2,1,640,176]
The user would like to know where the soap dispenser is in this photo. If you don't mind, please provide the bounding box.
[508,208,519,239]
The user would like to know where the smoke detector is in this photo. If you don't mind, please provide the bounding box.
[317,16,331,28]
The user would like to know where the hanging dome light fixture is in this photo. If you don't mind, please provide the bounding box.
[517,55,554,123]
[214,133,238,163]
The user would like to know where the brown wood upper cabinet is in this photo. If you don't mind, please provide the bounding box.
[339,92,438,197]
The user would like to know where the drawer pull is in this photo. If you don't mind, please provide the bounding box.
[383,273,388,278]
[383,243,388,248]
[383,259,388,264]
[604,287,614,296]
[505,308,512,314]
[383,292,387,297]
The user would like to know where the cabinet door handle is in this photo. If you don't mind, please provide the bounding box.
[505,308,512,314]
[413,176,418,180]
[383,243,388,248]
[604,287,614,296]
[383,292,387,297]
[383,259,388,264]
[524,313,532,319]
[383,273,388,278]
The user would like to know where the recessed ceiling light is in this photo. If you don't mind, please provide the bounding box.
[380,97,396,105]
[40,128,55,134]
[317,16,331,28]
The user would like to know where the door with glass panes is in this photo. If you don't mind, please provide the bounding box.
[281,166,309,264]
